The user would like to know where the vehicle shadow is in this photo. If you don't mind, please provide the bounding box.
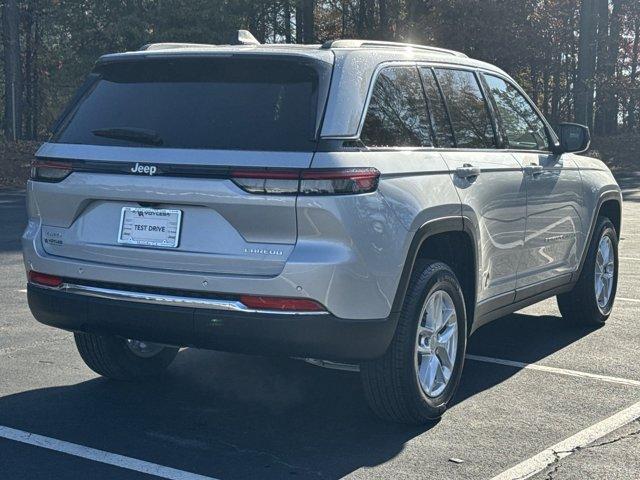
[0,311,595,479]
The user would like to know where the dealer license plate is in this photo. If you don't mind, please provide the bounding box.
[118,207,182,248]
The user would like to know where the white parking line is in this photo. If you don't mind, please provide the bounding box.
[620,256,640,261]
[0,426,218,480]
[618,297,640,303]
[491,399,640,480]
[466,354,640,388]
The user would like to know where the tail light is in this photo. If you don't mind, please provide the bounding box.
[30,159,73,182]
[230,169,300,195]
[28,271,63,288]
[300,168,379,195]
[231,168,380,195]
[239,295,325,312]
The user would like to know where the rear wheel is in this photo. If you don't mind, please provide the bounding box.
[557,216,618,326]
[74,332,179,380]
[360,260,467,424]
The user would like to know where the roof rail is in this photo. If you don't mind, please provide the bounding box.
[320,39,467,58]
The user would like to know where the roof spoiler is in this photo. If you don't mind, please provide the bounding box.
[139,30,261,51]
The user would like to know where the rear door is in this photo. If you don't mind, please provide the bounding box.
[33,56,331,277]
[423,67,527,304]
[482,73,583,291]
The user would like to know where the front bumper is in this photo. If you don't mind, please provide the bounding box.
[27,283,396,361]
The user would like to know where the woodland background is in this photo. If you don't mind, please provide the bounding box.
[1,0,639,183]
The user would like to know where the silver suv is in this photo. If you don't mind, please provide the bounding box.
[23,34,622,424]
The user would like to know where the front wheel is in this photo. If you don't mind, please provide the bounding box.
[557,216,618,326]
[74,332,179,380]
[360,260,467,424]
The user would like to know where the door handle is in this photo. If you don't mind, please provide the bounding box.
[524,164,544,177]
[455,164,481,180]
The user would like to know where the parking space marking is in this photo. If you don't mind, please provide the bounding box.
[0,426,218,480]
[618,297,640,303]
[619,256,640,261]
[466,354,640,388]
[491,399,640,480]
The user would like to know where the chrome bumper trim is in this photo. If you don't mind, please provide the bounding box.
[33,282,328,316]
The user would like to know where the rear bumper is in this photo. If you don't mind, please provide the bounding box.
[27,284,396,361]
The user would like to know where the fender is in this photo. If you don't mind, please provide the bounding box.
[389,216,479,328]
[572,189,622,282]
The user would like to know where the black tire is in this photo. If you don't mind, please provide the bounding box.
[74,332,179,380]
[557,216,618,326]
[360,260,467,424]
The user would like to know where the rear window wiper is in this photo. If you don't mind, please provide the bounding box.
[91,127,163,146]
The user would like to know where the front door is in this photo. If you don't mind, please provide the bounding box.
[516,152,583,288]
[481,73,583,291]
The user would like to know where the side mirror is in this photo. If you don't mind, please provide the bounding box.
[555,123,590,154]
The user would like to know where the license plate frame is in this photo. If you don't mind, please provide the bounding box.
[117,207,182,248]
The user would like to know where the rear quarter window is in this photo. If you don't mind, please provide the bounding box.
[53,58,328,152]
[360,66,433,148]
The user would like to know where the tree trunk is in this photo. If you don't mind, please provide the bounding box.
[2,0,23,141]
[25,2,34,139]
[593,0,609,135]
[575,0,598,129]
[604,0,623,134]
[341,0,348,37]
[302,0,314,43]
[379,0,388,40]
[627,17,639,130]
[284,0,292,43]
[295,0,303,43]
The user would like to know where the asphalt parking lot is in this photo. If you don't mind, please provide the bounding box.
[1,174,639,480]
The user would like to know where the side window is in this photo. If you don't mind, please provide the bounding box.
[419,68,455,148]
[360,66,433,148]
[484,74,550,151]
[434,69,496,149]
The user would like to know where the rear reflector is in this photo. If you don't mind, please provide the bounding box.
[239,295,325,312]
[231,168,380,195]
[28,271,63,288]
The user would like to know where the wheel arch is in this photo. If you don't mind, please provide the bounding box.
[391,217,478,333]
[574,190,622,282]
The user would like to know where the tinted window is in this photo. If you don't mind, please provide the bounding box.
[484,74,549,151]
[434,69,495,148]
[420,68,455,147]
[54,58,325,151]
[361,67,432,147]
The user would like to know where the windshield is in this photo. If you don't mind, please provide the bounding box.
[53,57,329,152]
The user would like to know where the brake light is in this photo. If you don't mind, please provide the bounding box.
[239,295,325,312]
[28,271,63,288]
[30,159,73,182]
[230,168,379,195]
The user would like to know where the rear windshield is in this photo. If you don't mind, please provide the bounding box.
[53,57,329,151]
